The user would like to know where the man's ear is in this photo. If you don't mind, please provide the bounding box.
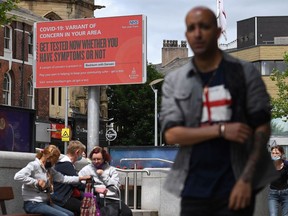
[75,149,81,155]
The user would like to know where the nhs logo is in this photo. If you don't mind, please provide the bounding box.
[129,20,139,25]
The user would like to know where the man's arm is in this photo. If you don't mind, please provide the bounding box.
[165,124,219,145]
[240,123,271,182]
[228,122,271,210]
[165,122,252,146]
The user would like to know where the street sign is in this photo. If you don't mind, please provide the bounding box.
[106,129,117,141]
[61,128,70,142]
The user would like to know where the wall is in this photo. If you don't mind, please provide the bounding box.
[0,151,271,216]
[229,45,288,62]
[161,40,188,67]
[237,16,288,49]
[141,169,180,216]
[0,151,88,214]
[228,45,288,99]
[140,169,271,216]
[18,0,95,20]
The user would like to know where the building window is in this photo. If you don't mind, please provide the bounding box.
[252,62,261,73]
[4,26,11,49]
[51,88,55,105]
[260,60,287,75]
[28,33,33,55]
[58,87,62,106]
[27,80,33,108]
[3,73,11,105]
[44,12,62,21]
[275,61,287,73]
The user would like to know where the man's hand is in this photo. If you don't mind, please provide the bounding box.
[79,175,91,181]
[229,179,252,210]
[223,123,252,143]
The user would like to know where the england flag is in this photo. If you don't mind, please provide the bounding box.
[217,0,227,40]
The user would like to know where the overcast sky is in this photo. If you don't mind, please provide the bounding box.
[94,0,288,64]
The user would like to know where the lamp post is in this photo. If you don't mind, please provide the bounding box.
[149,78,164,146]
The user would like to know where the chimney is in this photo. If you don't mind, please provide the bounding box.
[161,40,188,67]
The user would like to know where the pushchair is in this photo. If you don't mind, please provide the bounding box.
[96,184,122,216]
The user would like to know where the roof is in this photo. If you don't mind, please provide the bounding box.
[6,6,48,25]
[153,56,192,76]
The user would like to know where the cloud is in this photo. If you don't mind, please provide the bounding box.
[95,0,288,64]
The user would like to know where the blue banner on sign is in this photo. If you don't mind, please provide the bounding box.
[108,146,178,169]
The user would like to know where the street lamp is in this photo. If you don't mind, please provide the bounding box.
[149,78,164,146]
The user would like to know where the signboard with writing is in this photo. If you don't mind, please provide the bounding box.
[33,15,147,88]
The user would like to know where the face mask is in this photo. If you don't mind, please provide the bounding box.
[272,156,281,161]
[77,155,82,161]
[45,161,52,169]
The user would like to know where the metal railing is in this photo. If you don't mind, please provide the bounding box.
[116,158,174,209]
[120,157,174,164]
[115,166,150,209]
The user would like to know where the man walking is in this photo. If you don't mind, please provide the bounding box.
[160,6,278,216]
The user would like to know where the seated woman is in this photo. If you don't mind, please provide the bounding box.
[14,144,91,216]
[78,146,132,216]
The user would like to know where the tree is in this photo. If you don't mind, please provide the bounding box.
[0,0,19,25]
[107,64,164,146]
[270,52,288,119]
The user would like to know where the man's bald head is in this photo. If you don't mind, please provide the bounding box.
[184,6,222,59]
[186,6,218,28]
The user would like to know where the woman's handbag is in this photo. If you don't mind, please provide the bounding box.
[80,181,101,216]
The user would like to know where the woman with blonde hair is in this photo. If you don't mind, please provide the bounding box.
[14,145,90,216]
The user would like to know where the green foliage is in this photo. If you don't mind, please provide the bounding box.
[0,0,19,25]
[107,64,164,146]
[270,52,288,118]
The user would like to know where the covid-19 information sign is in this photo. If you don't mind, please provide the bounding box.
[33,15,147,88]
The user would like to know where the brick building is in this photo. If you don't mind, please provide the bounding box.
[0,1,108,152]
[18,0,107,151]
[0,7,47,114]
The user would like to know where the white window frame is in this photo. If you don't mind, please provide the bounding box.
[28,33,33,55]
[27,79,34,109]
[4,26,12,50]
[3,72,12,105]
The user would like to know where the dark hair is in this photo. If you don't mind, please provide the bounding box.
[271,145,285,155]
[88,146,111,163]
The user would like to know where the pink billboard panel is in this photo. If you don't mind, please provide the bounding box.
[33,15,147,88]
